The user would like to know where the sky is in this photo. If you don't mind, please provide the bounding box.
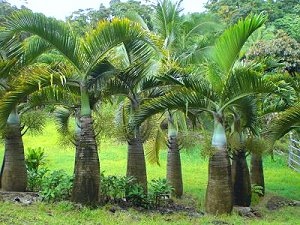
[6,0,207,20]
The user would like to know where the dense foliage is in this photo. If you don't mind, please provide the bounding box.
[0,0,299,220]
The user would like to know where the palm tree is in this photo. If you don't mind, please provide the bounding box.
[153,0,185,198]
[0,47,36,191]
[0,10,158,205]
[145,0,222,198]
[0,61,73,192]
[132,14,276,214]
[228,96,257,206]
[102,49,161,192]
[250,74,298,196]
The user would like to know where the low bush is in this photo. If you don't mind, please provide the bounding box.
[40,170,73,202]
[25,147,48,191]
[148,178,173,208]
[25,147,47,172]
[100,173,173,208]
[27,167,49,192]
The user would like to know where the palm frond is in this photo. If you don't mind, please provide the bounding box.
[231,96,258,134]
[181,75,217,102]
[23,36,53,64]
[0,10,82,70]
[145,127,165,166]
[102,79,130,99]
[212,14,266,75]
[140,76,163,92]
[87,59,117,89]
[131,89,210,127]
[0,66,70,128]
[0,58,17,81]
[83,18,160,76]
[267,104,300,141]
[153,0,182,48]
[19,85,80,113]
[124,11,150,31]
[221,68,277,111]
[53,106,73,135]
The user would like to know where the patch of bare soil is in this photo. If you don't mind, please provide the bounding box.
[233,206,262,218]
[266,196,300,211]
[0,191,39,205]
[106,196,204,218]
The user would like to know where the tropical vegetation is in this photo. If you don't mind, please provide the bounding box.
[0,0,299,224]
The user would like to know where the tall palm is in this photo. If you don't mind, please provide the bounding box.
[132,14,276,214]
[153,0,184,198]
[149,0,221,197]
[102,50,161,192]
[0,10,158,205]
[249,73,298,196]
[0,58,27,191]
[228,96,257,206]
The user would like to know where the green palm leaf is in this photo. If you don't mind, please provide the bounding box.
[0,66,72,128]
[231,96,258,134]
[268,104,300,141]
[212,14,266,76]
[153,0,182,48]
[220,68,278,111]
[83,18,160,75]
[132,89,210,127]
[0,10,82,70]
[23,36,53,65]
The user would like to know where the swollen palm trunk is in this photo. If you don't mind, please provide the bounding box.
[205,118,233,214]
[71,115,100,205]
[126,132,147,193]
[0,111,27,191]
[250,152,265,196]
[232,151,251,206]
[167,135,183,198]
[205,147,233,214]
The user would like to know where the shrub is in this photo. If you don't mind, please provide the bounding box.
[40,170,73,202]
[149,178,173,208]
[100,173,147,206]
[25,147,48,192]
[100,173,174,208]
[25,147,47,171]
[126,183,147,207]
[27,167,49,192]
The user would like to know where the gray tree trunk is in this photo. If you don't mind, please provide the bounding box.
[232,151,251,206]
[0,115,27,191]
[250,152,265,196]
[126,131,147,193]
[167,135,183,198]
[205,147,233,214]
[71,115,100,205]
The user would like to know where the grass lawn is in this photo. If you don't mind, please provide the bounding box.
[0,120,300,224]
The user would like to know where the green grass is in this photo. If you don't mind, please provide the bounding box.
[0,120,300,224]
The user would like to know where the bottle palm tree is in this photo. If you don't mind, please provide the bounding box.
[228,96,257,206]
[102,48,161,192]
[0,10,158,205]
[0,44,48,191]
[0,58,27,191]
[132,14,276,214]
[145,0,222,198]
